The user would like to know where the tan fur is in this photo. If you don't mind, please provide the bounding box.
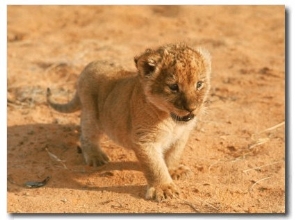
[47,43,211,201]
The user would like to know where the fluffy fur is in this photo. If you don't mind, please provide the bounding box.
[47,43,211,201]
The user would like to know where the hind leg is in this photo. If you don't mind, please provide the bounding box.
[80,133,109,167]
[79,95,109,167]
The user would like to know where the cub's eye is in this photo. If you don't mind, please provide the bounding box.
[196,81,203,89]
[168,84,179,92]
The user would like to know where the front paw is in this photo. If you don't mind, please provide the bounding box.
[169,165,192,180]
[145,182,180,202]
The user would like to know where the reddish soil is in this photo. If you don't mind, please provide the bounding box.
[7,5,285,213]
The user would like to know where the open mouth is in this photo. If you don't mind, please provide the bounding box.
[170,112,195,122]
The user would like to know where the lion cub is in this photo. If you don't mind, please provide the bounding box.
[47,43,211,201]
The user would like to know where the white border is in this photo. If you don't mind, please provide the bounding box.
[1,0,294,5]
[3,0,299,219]
[1,1,9,220]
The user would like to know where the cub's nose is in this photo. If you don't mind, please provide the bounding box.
[183,104,197,113]
[174,95,197,113]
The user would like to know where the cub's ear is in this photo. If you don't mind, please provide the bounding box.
[134,50,161,76]
[198,47,212,76]
[198,47,211,64]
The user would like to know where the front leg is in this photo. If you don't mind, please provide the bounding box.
[133,144,180,202]
[164,131,192,180]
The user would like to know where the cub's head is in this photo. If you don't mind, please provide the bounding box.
[134,43,211,122]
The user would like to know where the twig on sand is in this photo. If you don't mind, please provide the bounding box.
[179,198,219,213]
[243,161,280,173]
[179,199,202,213]
[44,62,69,74]
[195,198,220,212]
[260,121,285,133]
[249,176,272,192]
[208,159,221,172]
[249,121,285,149]
[248,138,270,149]
[45,148,68,169]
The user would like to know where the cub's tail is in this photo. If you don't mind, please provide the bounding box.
[46,88,81,113]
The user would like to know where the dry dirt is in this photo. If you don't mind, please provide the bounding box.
[7,5,285,214]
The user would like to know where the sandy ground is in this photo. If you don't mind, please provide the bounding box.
[7,5,285,213]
